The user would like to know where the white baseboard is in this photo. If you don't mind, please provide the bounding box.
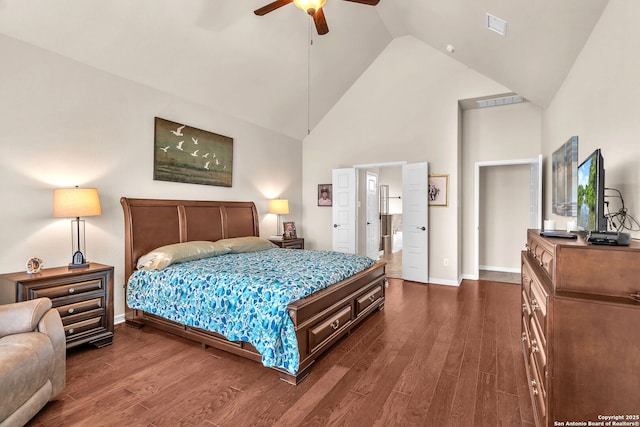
[479,265,520,274]
[114,313,126,325]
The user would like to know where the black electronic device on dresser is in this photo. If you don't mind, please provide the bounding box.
[0,263,114,349]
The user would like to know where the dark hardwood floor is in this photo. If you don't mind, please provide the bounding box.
[29,278,534,427]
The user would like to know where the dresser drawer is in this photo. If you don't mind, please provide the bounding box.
[530,278,548,338]
[30,278,104,300]
[529,317,547,380]
[308,304,352,354]
[527,231,555,279]
[529,351,547,423]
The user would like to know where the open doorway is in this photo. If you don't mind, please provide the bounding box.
[473,156,542,280]
[354,163,404,279]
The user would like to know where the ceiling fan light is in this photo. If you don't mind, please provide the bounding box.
[293,0,327,14]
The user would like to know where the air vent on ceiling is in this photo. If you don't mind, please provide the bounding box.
[486,12,507,36]
[476,95,524,108]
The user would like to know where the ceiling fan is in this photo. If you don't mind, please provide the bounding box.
[254,0,380,35]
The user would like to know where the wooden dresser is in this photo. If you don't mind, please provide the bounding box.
[0,263,114,349]
[521,229,640,426]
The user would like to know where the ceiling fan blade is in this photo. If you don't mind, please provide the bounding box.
[254,0,293,16]
[342,0,380,5]
[313,8,329,35]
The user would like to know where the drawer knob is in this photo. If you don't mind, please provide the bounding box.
[368,295,375,303]
[68,308,75,314]
[522,303,527,313]
[532,345,539,353]
[532,386,539,396]
[521,332,527,342]
[629,292,640,302]
[531,300,539,311]
[67,328,75,335]
[331,319,340,330]
[68,288,75,294]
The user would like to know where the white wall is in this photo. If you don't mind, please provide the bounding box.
[0,35,302,320]
[461,102,543,275]
[543,0,640,238]
[302,35,509,284]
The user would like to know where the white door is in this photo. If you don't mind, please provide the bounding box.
[402,162,429,283]
[365,171,379,260]
[332,168,357,253]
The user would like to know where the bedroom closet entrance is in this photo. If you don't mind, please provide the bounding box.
[473,156,542,280]
[332,162,429,283]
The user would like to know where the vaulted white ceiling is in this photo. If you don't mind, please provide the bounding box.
[0,0,609,140]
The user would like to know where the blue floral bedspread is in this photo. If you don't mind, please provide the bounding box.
[126,248,375,374]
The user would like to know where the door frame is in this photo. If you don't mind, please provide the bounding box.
[473,156,542,280]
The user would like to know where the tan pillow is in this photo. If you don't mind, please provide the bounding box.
[216,236,277,253]
[137,240,229,270]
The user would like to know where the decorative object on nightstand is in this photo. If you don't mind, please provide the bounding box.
[53,186,102,269]
[26,257,43,274]
[269,237,304,249]
[0,263,114,349]
[283,221,297,239]
[268,198,289,238]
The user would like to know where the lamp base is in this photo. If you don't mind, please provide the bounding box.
[68,262,90,269]
[69,250,89,269]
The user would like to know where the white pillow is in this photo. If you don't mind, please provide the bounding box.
[137,240,229,270]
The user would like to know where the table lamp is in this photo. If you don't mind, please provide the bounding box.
[268,199,289,238]
[53,186,102,268]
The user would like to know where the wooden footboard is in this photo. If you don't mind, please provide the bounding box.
[127,262,385,384]
[121,197,386,384]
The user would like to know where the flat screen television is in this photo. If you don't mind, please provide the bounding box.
[577,149,607,232]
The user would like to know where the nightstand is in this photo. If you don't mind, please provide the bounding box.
[269,237,304,249]
[0,263,114,349]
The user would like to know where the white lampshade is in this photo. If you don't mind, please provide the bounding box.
[53,187,102,218]
[269,199,290,215]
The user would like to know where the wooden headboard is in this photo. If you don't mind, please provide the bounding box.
[120,197,259,281]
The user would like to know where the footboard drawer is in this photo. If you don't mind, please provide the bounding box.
[308,304,352,354]
[356,284,384,316]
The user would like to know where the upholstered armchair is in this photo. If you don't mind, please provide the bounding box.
[0,298,66,427]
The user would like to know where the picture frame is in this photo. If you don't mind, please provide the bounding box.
[552,136,578,216]
[154,117,233,187]
[283,221,297,239]
[318,184,332,206]
[428,174,449,207]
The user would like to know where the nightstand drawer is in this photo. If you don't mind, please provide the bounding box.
[65,316,104,338]
[269,237,304,249]
[56,297,104,319]
[30,278,103,300]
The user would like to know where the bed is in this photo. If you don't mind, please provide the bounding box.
[121,197,386,384]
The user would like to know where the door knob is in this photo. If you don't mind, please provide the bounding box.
[333,224,339,228]
[417,226,426,231]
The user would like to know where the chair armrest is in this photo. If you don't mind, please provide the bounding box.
[38,308,67,396]
[0,298,53,338]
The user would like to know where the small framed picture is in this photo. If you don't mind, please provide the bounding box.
[318,184,332,206]
[283,221,297,239]
[428,174,449,207]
